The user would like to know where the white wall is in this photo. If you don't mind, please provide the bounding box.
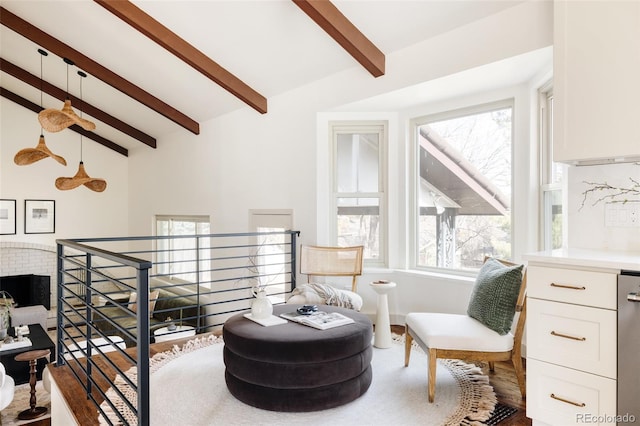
[126,1,553,320]
[0,99,129,245]
[567,162,640,251]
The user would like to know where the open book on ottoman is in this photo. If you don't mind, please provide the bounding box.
[280,310,355,330]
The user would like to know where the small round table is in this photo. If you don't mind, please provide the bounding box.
[153,325,196,343]
[370,281,397,348]
[14,349,51,420]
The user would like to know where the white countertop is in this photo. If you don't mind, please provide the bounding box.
[523,248,640,272]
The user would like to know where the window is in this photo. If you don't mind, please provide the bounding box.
[539,86,565,250]
[413,101,513,271]
[330,122,387,265]
[155,215,211,284]
[249,210,293,304]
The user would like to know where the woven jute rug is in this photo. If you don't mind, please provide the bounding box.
[1,381,51,426]
[100,334,497,425]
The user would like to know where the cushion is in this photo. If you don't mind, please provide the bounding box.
[128,290,160,317]
[406,312,514,352]
[286,283,363,311]
[466,258,523,335]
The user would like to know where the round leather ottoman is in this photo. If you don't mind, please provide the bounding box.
[223,304,373,412]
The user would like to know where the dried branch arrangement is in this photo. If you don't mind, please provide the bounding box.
[579,165,640,210]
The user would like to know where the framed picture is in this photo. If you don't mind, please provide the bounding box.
[25,199,55,234]
[0,199,16,235]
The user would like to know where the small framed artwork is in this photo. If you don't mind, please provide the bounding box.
[25,199,55,234]
[0,199,16,235]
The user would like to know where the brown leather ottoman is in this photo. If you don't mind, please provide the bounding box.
[223,304,373,412]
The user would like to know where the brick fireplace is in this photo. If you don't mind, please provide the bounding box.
[0,242,57,329]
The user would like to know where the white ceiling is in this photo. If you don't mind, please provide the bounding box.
[0,0,534,153]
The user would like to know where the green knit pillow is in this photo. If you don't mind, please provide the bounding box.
[467,258,524,335]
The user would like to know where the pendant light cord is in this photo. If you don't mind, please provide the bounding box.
[37,48,48,134]
[79,72,84,162]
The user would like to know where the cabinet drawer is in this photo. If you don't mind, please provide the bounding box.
[527,359,617,426]
[527,266,617,309]
[527,299,616,378]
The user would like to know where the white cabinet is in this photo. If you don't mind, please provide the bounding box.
[526,262,619,426]
[553,0,640,164]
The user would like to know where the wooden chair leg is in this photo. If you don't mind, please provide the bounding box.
[488,361,495,372]
[512,354,526,399]
[428,348,437,403]
[404,325,413,367]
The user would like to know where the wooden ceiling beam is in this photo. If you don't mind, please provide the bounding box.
[0,6,200,135]
[94,0,268,114]
[0,58,156,149]
[292,0,385,77]
[0,87,128,157]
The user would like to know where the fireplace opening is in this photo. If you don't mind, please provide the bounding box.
[0,274,51,310]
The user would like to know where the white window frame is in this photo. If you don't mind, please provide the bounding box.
[154,214,211,284]
[538,84,567,250]
[329,121,388,267]
[409,99,515,273]
[248,209,293,304]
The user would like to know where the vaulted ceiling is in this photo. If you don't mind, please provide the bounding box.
[1,0,525,156]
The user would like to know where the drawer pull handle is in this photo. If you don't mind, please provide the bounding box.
[551,331,586,341]
[550,393,586,407]
[550,283,586,290]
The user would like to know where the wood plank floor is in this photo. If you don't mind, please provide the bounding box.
[44,327,531,425]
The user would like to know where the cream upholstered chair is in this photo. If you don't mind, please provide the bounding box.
[0,362,15,423]
[287,245,364,310]
[404,257,526,403]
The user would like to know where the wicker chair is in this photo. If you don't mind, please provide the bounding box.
[287,245,364,310]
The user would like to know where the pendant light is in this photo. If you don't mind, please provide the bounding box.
[14,49,67,166]
[55,71,107,192]
[38,58,96,132]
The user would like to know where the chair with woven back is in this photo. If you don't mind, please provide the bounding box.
[287,245,365,310]
[404,257,527,402]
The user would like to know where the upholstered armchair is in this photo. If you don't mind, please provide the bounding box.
[404,257,527,402]
[0,362,15,422]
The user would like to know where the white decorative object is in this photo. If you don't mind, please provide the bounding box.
[243,314,287,327]
[250,288,273,320]
[153,325,196,343]
[370,281,396,348]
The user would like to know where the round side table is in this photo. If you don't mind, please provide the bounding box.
[369,281,397,348]
[14,349,51,420]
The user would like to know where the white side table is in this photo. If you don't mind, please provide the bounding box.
[153,325,196,343]
[369,281,396,348]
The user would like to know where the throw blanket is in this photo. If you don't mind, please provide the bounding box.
[290,283,362,310]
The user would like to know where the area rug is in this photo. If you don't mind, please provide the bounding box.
[100,335,497,426]
[1,381,51,426]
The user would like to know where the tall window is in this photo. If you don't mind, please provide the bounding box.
[331,122,387,265]
[414,101,513,271]
[249,210,293,304]
[539,86,565,250]
[155,215,211,284]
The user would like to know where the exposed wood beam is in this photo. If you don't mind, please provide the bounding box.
[0,58,156,149]
[292,0,385,77]
[94,0,268,114]
[0,6,200,135]
[0,87,128,157]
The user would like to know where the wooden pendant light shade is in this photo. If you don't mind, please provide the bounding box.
[55,161,106,192]
[14,134,67,166]
[38,98,96,132]
[38,57,95,133]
